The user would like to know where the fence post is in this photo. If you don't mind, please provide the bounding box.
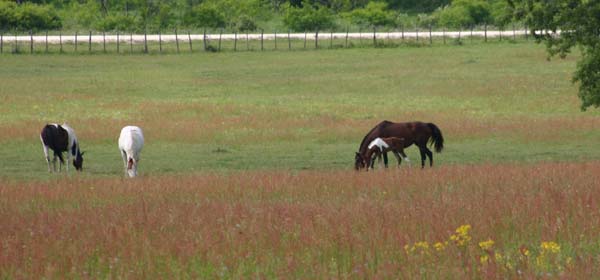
[234,31,237,51]
[470,26,473,43]
[274,30,277,50]
[345,27,349,48]
[103,31,106,53]
[129,32,133,53]
[443,28,446,44]
[260,29,264,51]
[429,25,432,45]
[218,29,222,52]
[246,32,249,51]
[45,30,48,53]
[330,30,333,49]
[59,31,62,53]
[499,26,502,41]
[288,29,291,50]
[401,25,404,41]
[189,30,193,52]
[0,32,3,54]
[315,30,318,49]
[202,28,207,51]
[74,31,78,52]
[175,28,179,53]
[88,30,92,53]
[303,31,307,49]
[116,31,119,53]
[370,27,376,46]
[159,30,162,53]
[525,25,528,40]
[512,23,516,40]
[13,30,17,54]
[144,29,148,53]
[484,24,487,42]
[416,26,420,42]
[359,28,362,45]
[29,30,33,54]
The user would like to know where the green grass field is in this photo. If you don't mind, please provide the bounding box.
[1,41,599,180]
[2,42,600,278]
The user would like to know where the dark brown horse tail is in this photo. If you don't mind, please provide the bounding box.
[427,123,444,153]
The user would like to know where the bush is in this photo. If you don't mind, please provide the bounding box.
[185,3,226,29]
[438,0,490,28]
[95,14,136,32]
[283,3,336,32]
[346,2,395,28]
[0,1,61,31]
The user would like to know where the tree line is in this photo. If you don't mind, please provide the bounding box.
[1,0,516,32]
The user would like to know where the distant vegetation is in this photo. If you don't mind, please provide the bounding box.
[0,0,518,32]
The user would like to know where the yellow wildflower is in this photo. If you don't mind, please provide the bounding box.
[450,224,472,246]
[480,255,489,264]
[434,241,448,252]
[479,239,495,251]
[540,241,560,254]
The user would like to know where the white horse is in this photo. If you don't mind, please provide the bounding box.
[40,123,84,172]
[118,126,144,178]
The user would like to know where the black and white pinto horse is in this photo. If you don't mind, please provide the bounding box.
[40,123,84,172]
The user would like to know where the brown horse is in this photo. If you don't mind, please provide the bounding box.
[363,137,409,171]
[354,121,444,170]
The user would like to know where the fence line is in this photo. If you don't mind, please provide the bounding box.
[0,28,543,54]
[1,30,535,44]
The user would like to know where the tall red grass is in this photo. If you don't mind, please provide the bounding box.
[1,162,600,278]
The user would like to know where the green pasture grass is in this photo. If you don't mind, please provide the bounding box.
[1,41,599,180]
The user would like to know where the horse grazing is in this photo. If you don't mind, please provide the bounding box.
[40,123,84,172]
[363,137,410,171]
[355,121,444,170]
[118,126,144,178]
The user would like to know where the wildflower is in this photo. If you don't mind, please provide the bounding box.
[540,241,560,254]
[495,252,503,262]
[519,245,530,257]
[450,224,472,247]
[479,239,495,251]
[434,241,448,252]
[480,255,489,264]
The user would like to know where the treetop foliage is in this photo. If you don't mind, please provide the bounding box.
[1,0,524,32]
[512,0,600,110]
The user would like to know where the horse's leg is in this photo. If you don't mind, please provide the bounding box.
[65,151,71,173]
[398,150,410,166]
[425,147,434,167]
[121,150,128,175]
[418,146,427,168]
[383,152,389,168]
[42,145,52,172]
[392,151,402,167]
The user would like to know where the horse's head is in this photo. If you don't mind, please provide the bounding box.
[73,151,84,171]
[354,152,366,171]
[127,158,138,177]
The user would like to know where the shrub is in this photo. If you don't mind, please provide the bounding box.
[283,3,336,32]
[0,1,61,31]
[95,14,136,32]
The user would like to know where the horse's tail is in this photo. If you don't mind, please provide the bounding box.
[427,123,444,153]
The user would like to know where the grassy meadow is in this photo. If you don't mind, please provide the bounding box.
[2,41,600,278]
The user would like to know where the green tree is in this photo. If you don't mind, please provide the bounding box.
[346,2,395,28]
[512,0,600,110]
[184,2,226,28]
[438,0,490,29]
[283,3,335,31]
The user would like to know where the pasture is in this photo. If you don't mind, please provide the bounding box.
[2,42,600,278]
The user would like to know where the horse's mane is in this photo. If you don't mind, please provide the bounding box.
[358,120,392,153]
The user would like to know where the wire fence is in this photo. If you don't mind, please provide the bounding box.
[0,26,534,55]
